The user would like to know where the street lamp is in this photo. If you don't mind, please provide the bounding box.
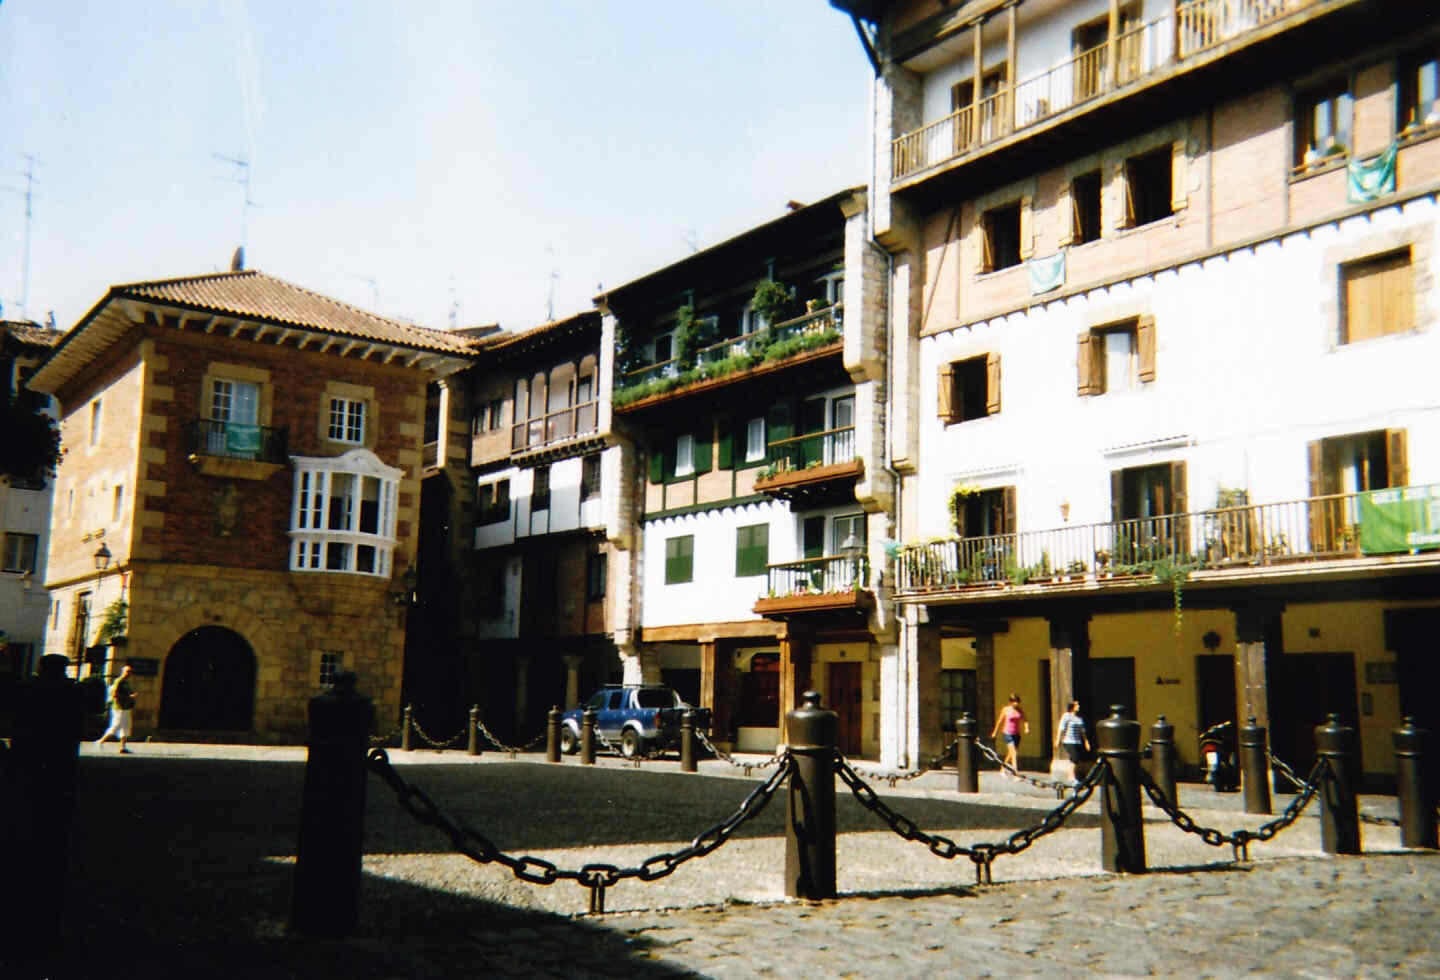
[841,533,864,589]
[93,543,112,571]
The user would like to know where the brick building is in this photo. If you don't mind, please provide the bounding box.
[28,270,472,741]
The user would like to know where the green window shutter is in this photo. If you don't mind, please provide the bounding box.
[735,524,769,577]
[665,535,694,584]
[648,447,663,484]
[694,427,712,474]
[766,400,794,465]
[716,424,733,470]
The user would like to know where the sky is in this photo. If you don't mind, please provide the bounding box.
[0,1,872,335]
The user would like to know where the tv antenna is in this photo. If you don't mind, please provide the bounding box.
[212,153,255,254]
[545,245,558,322]
[1,154,39,318]
[683,228,699,253]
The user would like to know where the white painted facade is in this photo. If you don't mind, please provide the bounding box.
[0,481,52,669]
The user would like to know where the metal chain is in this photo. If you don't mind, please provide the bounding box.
[976,739,1077,795]
[408,713,467,750]
[474,718,546,755]
[366,746,791,912]
[1269,751,1402,828]
[1268,751,1309,792]
[835,755,1106,885]
[693,728,784,775]
[368,720,406,748]
[843,734,963,787]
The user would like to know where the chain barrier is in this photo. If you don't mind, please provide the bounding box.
[1269,750,1403,829]
[368,720,406,748]
[474,718,546,756]
[976,739,1078,796]
[693,728,784,776]
[843,734,963,787]
[835,754,1107,885]
[1137,758,1327,862]
[408,713,468,750]
[366,746,791,913]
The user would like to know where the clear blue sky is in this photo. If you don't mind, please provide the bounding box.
[0,1,871,334]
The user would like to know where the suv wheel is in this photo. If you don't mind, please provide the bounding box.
[620,727,643,759]
[559,725,579,755]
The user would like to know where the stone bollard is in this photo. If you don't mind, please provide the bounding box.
[681,710,697,772]
[1393,717,1437,850]
[1148,715,1177,808]
[1315,712,1361,855]
[5,654,85,954]
[1239,716,1272,816]
[546,706,561,763]
[400,703,413,752]
[581,708,597,765]
[292,672,374,937]
[955,712,979,794]
[1097,704,1147,874]
[467,704,481,756]
[785,691,837,899]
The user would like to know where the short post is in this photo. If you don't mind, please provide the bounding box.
[1393,717,1437,849]
[1238,716,1272,815]
[292,672,374,937]
[581,707,596,765]
[545,706,561,763]
[1097,704,1146,874]
[400,703,413,752]
[1148,714,1177,807]
[1315,712,1361,855]
[785,691,837,899]
[681,710,697,772]
[467,704,480,756]
[955,712,979,794]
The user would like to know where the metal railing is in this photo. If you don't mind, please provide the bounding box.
[763,553,869,598]
[895,485,1432,595]
[184,418,288,464]
[763,425,856,474]
[510,399,598,453]
[893,0,1319,180]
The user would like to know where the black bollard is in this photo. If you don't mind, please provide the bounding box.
[1148,715,1177,808]
[1393,717,1437,850]
[546,706,561,763]
[1315,712,1361,855]
[468,704,480,756]
[785,691,837,899]
[955,712,979,793]
[292,672,375,937]
[681,710,697,772]
[401,703,413,751]
[581,707,596,765]
[1238,716,1272,816]
[6,654,85,954]
[1097,704,1147,874]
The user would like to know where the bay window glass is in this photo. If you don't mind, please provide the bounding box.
[290,450,401,577]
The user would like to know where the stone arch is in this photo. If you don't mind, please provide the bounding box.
[159,625,258,731]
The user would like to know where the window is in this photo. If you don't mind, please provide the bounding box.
[423,383,441,443]
[112,485,124,523]
[745,418,766,463]
[665,535,694,584]
[1110,462,1188,560]
[581,454,602,500]
[576,374,594,405]
[1340,249,1413,343]
[531,466,551,511]
[1307,429,1406,552]
[488,398,504,431]
[939,669,978,731]
[981,202,1022,272]
[951,66,1006,143]
[327,397,366,444]
[1077,317,1155,395]
[319,651,343,686]
[831,514,866,555]
[674,434,695,477]
[586,551,607,600]
[1295,78,1353,166]
[3,532,38,573]
[1124,146,1173,227]
[208,378,260,457]
[954,487,1014,538]
[938,354,1001,423]
[290,451,401,577]
[1401,49,1440,132]
[89,399,102,446]
[1071,170,1102,244]
[477,479,511,525]
[735,524,769,578]
[484,564,507,618]
[653,334,673,364]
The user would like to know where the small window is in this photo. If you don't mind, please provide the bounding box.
[586,551,607,600]
[89,400,102,446]
[953,487,1014,538]
[581,454,602,500]
[674,434,695,477]
[831,514,866,555]
[477,479,511,525]
[1400,49,1440,132]
[53,598,61,628]
[1294,78,1353,166]
[319,651,343,686]
[981,202,1022,272]
[745,418,766,463]
[735,523,769,578]
[531,466,551,511]
[576,375,594,405]
[1078,317,1155,395]
[665,535,694,584]
[939,669,978,730]
[1071,170,1102,244]
[1340,249,1413,344]
[938,354,1001,423]
[112,485,124,523]
[328,397,366,444]
[3,532,39,573]
[488,398,504,430]
[1124,146,1173,228]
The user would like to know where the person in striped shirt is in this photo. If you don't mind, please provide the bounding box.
[1054,700,1090,783]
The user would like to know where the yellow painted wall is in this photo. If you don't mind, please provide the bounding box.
[813,641,880,759]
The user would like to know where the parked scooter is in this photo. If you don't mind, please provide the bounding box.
[1198,720,1239,792]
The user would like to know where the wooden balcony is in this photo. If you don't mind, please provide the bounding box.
[509,400,598,456]
[753,554,874,620]
[893,484,1440,603]
[753,426,863,507]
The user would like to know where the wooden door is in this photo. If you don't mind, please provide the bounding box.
[827,661,863,756]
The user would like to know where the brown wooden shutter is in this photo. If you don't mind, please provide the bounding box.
[1306,439,1329,551]
[1077,333,1100,395]
[1002,486,1017,534]
[952,490,967,537]
[1387,429,1409,488]
[978,209,994,275]
[1136,315,1156,382]
[1019,194,1035,260]
[938,362,957,422]
[1168,461,1188,515]
[1061,181,1078,246]
[985,352,1002,415]
[1170,139,1189,212]
[1306,440,1324,498]
[1121,161,1136,229]
[1110,469,1124,524]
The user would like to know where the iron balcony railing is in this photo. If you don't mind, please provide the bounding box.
[764,425,857,475]
[764,553,870,599]
[892,0,1321,181]
[510,399,598,453]
[185,418,288,464]
[894,485,1437,595]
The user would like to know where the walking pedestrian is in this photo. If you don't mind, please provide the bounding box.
[990,693,1029,778]
[96,663,136,753]
[1054,700,1090,783]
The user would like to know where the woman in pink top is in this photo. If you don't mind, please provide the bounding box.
[990,693,1029,778]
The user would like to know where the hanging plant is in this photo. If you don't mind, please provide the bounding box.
[948,483,982,534]
[750,280,801,327]
[96,598,129,645]
[1149,557,1199,635]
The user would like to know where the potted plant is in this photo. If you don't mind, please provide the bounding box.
[96,598,128,647]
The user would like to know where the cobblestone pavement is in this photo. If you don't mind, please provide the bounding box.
[8,742,1437,978]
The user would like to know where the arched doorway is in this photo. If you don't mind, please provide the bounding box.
[159,626,257,731]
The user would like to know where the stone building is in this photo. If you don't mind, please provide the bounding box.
[28,270,472,741]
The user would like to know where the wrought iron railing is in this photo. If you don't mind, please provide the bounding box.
[762,425,857,476]
[185,418,288,464]
[894,486,1433,595]
[510,400,598,453]
[763,553,870,598]
[694,303,843,366]
[892,0,1319,180]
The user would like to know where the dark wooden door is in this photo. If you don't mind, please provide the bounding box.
[159,626,257,731]
[827,661,863,756]
[1270,652,1358,774]
[1088,657,1137,723]
[1196,654,1238,734]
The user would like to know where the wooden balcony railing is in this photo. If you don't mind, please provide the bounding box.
[764,553,870,598]
[892,0,1319,181]
[510,399,598,453]
[765,425,857,474]
[894,485,1440,596]
[185,418,288,464]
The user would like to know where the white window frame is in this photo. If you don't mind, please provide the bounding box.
[3,532,39,573]
[289,449,401,578]
[745,418,766,463]
[675,433,695,477]
[328,397,367,445]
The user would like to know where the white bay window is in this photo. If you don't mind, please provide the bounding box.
[290,449,402,577]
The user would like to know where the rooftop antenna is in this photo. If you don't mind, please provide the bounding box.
[683,228,699,254]
[212,152,255,256]
[448,281,459,329]
[1,154,39,318]
[546,245,558,322]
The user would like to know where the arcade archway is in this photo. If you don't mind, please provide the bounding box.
[159,626,257,731]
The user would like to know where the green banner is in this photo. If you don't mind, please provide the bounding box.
[1347,141,1397,204]
[226,423,261,454]
[1358,484,1440,554]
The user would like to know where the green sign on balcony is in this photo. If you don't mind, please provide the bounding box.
[1359,484,1440,554]
[226,423,262,454]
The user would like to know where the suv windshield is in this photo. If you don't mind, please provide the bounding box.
[635,689,675,709]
